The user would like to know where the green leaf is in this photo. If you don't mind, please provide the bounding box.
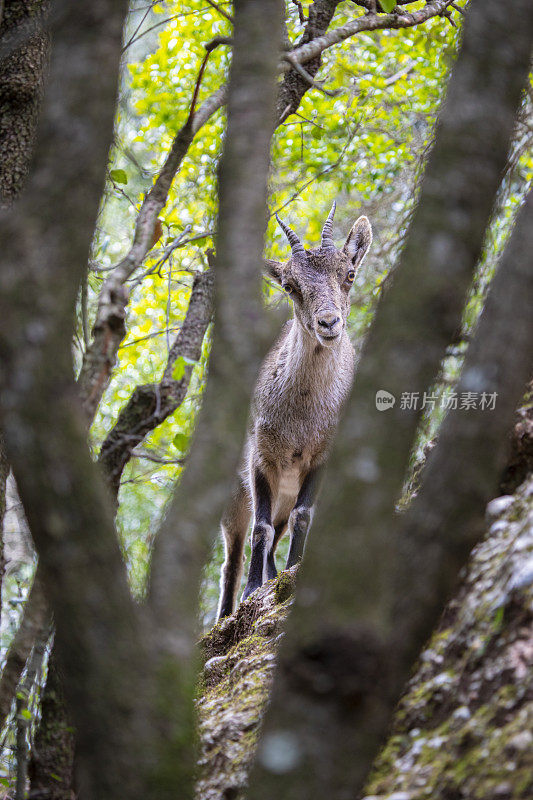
[380,0,396,12]
[173,433,189,451]
[172,355,197,381]
[20,708,32,720]
[109,168,128,185]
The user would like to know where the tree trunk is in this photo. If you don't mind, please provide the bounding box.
[0,0,49,205]
[147,0,284,793]
[28,652,75,800]
[0,2,156,797]
[0,5,73,797]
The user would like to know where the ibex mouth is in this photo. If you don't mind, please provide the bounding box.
[316,331,341,347]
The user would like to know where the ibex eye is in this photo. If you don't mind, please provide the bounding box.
[282,283,294,294]
[346,271,356,283]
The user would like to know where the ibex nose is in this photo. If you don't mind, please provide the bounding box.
[317,312,341,331]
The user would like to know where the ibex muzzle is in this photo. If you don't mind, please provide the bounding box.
[218,202,373,619]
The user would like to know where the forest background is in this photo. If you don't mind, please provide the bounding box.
[0,0,532,796]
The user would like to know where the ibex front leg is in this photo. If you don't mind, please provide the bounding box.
[286,468,321,569]
[242,469,274,601]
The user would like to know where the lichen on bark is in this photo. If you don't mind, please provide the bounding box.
[195,475,533,800]
[196,569,297,800]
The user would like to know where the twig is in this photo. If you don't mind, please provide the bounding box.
[272,123,360,218]
[290,112,326,131]
[119,326,180,350]
[291,0,306,25]
[130,225,193,287]
[131,449,187,465]
[80,271,90,348]
[283,53,340,97]
[384,59,415,85]
[451,2,466,16]
[0,571,49,733]
[121,4,153,53]
[204,0,233,23]
[441,7,457,27]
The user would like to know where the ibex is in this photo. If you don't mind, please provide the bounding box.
[217,202,372,619]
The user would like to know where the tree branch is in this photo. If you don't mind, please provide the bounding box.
[286,0,456,73]
[77,47,224,425]
[98,268,214,500]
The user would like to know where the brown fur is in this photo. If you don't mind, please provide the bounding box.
[218,208,372,618]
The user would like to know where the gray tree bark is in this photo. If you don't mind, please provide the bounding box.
[0,2,155,798]
[147,0,284,790]
[247,1,533,798]
[0,0,49,205]
[393,188,533,670]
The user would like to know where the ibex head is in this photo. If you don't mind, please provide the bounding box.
[266,202,372,347]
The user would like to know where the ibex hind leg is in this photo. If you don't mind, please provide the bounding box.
[218,477,251,620]
[266,520,288,580]
[285,467,321,570]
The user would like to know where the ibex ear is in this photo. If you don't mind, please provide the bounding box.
[343,216,372,270]
[264,259,283,285]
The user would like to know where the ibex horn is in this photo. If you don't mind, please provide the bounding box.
[321,201,337,251]
[275,213,306,260]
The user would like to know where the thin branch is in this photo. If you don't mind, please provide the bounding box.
[291,0,306,25]
[285,0,456,72]
[204,0,233,23]
[121,3,153,53]
[131,449,186,465]
[384,59,415,86]
[451,2,466,16]
[78,45,222,425]
[130,225,193,288]
[97,269,214,500]
[119,326,181,350]
[271,122,360,217]
[0,571,49,733]
[282,53,339,96]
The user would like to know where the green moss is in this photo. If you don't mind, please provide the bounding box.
[274,570,295,604]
